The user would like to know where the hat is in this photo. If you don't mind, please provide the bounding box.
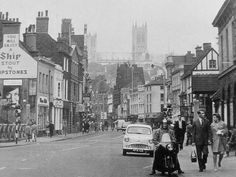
[162,118,167,123]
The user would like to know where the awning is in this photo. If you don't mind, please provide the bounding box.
[210,89,221,101]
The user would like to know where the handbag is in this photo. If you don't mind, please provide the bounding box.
[191,148,197,163]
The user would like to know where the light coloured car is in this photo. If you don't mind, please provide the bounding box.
[122,124,154,157]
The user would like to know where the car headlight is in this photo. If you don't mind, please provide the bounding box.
[148,139,153,144]
[166,143,173,151]
[124,137,129,142]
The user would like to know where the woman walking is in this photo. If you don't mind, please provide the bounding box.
[210,113,228,172]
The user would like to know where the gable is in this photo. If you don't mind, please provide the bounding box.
[193,49,219,75]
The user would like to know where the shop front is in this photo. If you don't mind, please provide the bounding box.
[37,96,49,131]
[52,99,63,133]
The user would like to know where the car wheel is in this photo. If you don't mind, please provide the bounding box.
[123,149,127,156]
[149,151,154,157]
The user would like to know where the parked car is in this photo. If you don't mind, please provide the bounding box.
[122,124,154,157]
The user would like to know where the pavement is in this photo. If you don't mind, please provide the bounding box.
[0,131,102,148]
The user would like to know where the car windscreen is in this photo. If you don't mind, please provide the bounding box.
[127,126,151,135]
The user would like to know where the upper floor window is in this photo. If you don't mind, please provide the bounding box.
[58,82,61,97]
[160,85,164,90]
[161,93,164,101]
[209,59,216,69]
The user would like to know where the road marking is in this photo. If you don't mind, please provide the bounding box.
[143,165,152,169]
[60,145,89,152]
[17,167,34,170]
[0,167,6,170]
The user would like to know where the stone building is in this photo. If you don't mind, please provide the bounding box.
[212,0,236,128]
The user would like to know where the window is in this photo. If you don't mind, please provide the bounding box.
[42,74,45,92]
[160,86,164,90]
[226,28,229,63]
[39,72,41,92]
[46,75,48,92]
[161,93,164,101]
[220,35,224,69]
[58,82,61,97]
[209,60,216,69]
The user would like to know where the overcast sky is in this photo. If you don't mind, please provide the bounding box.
[1,0,225,56]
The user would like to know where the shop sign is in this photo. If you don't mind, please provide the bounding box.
[0,34,37,79]
[53,99,63,108]
[38,96,49,106]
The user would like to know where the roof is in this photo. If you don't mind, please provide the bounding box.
[144,77,164,87]
[181,48,215,79]
[212,0,231,27]
[127,124,152,129]
[35,33,58,58]
[71,35,84,50]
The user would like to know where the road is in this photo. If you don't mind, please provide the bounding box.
[0,131,236,177]
[0,131,153,177]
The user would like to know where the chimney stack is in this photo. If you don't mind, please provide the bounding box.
[195,46,204,59]
[36,10,49,33]
[23,24,37,51]
[0,12,2,20]
[6,12,8,20]
[203,43,212,52]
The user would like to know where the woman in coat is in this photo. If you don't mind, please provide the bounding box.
[210,113,228,171]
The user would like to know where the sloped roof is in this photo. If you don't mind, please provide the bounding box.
[36,33,58,58]
[181,48,217,79]
[71,35,84,50]
[144,77,164,87]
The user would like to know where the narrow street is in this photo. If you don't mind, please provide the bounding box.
[0,131,236,177]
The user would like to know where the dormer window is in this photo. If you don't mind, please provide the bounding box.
[209,59,216,69]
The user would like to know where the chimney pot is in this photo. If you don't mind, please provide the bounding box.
[9,18,11,21]
[41,11,43,17]
[6,12,8,20]
[13,18,15,22]
[2,14,4,20]
[0,12,2,19]
[45,10,48,17]
[16,18,19,22]
[38,11,40,17]
[25,28,28,33]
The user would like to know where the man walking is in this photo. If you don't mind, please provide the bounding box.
[174,115,186,150]
[192,110,211,172]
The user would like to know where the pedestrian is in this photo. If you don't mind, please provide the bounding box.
[47,121,54,138]
[25,122,32,142]
[210,113,228,172]
[15,122,20,144]
[228,128,236,156]
[225,129,232,157]
[31,120,38,142]
[186,120,193,146]
[174,115,186,150]
[192,109,212,172]
[63,120,67,136]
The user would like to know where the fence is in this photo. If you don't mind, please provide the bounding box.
[0,124,26,141]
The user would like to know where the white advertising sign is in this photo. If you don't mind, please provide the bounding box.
[3,34,19,48]
[0,35,37,79]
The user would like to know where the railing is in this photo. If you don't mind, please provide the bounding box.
[0,124,26,141]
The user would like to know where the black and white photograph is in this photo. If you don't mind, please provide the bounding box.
[0,0,236,177]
